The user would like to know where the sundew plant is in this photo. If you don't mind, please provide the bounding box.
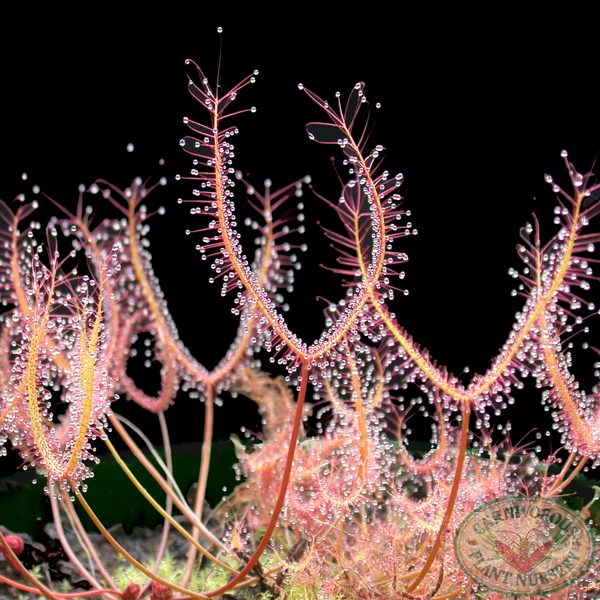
[2,31,600,600]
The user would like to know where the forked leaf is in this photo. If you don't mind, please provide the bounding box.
[365,146,386,171]
[184,118,214,138]
[185,59,214,101]
[344,82,365,129]
[302,87,330,112]
[180,136,214,159]
[217,94,235,117]
[188,80,212,107]
[306,122,346,144]
[376,174,404,198]
[0,199,15,228]
[218,126,239,141]
[342,144,360,162]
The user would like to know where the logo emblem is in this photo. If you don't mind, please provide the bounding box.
[454,496,595,595]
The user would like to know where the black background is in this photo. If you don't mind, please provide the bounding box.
[1,9,600,476]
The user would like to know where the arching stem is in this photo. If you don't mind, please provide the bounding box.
[181,383,214,587]
[205,361,309,597]
[407,403,471,593]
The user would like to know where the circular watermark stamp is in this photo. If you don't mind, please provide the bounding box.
[454,496,595,596]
